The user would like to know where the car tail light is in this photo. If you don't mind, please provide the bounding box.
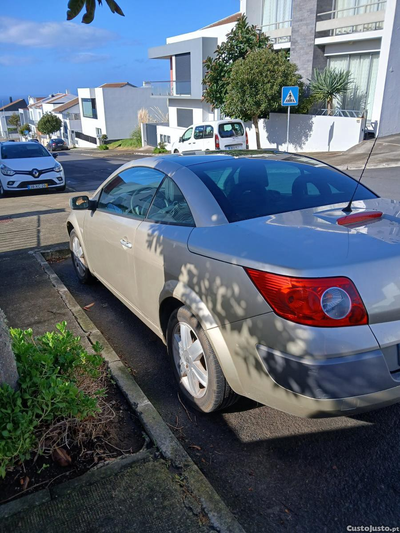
[215,134,220,150]
[245,130,248,148]
[245,269,368,327]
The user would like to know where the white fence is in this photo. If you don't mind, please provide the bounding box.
[246,113,365,152]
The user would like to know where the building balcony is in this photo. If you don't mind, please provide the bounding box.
[143,80,191,98]
[316,1,386,40]
[260,19,292,47]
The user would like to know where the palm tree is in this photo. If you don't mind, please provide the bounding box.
[67,0,124,24]
[309,67,353,116]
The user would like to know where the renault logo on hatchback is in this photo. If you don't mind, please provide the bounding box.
[32,169,40,178]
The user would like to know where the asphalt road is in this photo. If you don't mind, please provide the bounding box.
[48,152,400,533]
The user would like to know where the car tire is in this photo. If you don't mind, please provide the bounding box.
[167,306,238,413]
[173,149,179,154]
[70,229,94,284]
[0,182,5,198]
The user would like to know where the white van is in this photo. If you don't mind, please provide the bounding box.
[171,120,248,153]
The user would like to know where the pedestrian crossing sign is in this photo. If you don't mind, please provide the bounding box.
[281,86,299,107]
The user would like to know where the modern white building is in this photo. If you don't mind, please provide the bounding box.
[76,82,169,148]
[26,93,79,142]
[148,0,400,149]
[0,98,28,140]
[52,98,81,147]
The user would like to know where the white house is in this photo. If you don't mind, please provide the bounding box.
[26,93,78,142]
[148,0,400,151]
[76,82,169,148]
[52,98,81,147]
[0,98,28,140]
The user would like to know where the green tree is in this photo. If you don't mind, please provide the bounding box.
[37,113,62,138]
[224,48,302,149]
[203,15,271,115]
[67,0,124,24]
[309,67,353,116]
[7,113,20,130]
[18,123,31,138]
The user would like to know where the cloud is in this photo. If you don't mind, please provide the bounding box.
[0,17,117,50]
[65,52,110,64]
[0,54,39,66]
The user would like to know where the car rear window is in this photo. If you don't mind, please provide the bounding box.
[191,158,377,222]
[218,122,244,138]
[1,143,50,159]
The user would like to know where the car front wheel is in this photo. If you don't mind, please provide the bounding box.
[70,229,94,284]
[167,306,238,413]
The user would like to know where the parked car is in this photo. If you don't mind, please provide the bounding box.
[171,120,248,154]
[0,141,65,195]
[47,138,69,151]
[67,152,400,417]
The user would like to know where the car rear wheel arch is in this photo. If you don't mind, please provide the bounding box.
[159,297,184,341]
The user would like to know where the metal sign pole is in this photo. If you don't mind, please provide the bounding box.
[286,106,290,152]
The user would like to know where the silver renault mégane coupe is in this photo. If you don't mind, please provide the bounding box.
[67,152,400,418]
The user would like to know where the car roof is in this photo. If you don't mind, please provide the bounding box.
[154,151,331,170]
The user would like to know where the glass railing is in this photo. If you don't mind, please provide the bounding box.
[143,80,191,97]
[316,1,386,36]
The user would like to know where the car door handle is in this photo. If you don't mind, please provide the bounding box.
[120,238,132,249]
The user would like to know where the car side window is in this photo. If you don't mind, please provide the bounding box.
[147,177,195,227]
[204,125,213,139]
[98,167,164,219]
[182,128,193,142]
[194,126,204,140]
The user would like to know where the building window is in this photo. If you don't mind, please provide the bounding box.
[328,52,379,117]
[177,108,193,128]
[175,53,191,95]
[95,127,102,137]
[262,0,293,30]
[82,98,97,119]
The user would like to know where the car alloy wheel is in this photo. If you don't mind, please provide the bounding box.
[172,322,208,399]
[70,229,93,284]
[167,306,238,413]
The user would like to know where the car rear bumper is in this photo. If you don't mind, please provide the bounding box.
[210,312,400,418]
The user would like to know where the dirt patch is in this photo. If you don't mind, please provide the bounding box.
[0,378,145,505]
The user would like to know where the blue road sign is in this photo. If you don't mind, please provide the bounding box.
[281,86,299,107]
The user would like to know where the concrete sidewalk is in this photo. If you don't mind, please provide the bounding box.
[0,250,244,533]
[304,134,400,170]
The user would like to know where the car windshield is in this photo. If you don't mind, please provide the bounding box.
[218,122,244,138]
[191,157,377,223]
[1,143,50,159]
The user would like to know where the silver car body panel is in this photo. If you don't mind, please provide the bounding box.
[67,155,400,417]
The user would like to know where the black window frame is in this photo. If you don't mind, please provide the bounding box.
[81,98,98,119]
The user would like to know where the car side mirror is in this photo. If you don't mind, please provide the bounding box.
[70,195,95,210]
[179,137,182,143]
[53,153,58,159]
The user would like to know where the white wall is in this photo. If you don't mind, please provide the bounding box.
[156,125,183,150]
[246,113,365,152]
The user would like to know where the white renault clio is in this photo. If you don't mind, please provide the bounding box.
[0,141,66,196]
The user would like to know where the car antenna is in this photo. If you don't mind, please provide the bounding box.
[342,134,379,214]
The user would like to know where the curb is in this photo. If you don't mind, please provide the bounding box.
[30,248,246,533]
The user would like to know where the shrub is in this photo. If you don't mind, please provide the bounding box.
[130,126,142,148]
[153,141,168,154]
[98,144,109,150]
[0,322,103,478]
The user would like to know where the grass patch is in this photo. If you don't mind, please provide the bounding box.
[0,322,105,478]
[107,138,140,150]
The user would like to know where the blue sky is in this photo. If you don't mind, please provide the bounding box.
[0,0,239,102]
